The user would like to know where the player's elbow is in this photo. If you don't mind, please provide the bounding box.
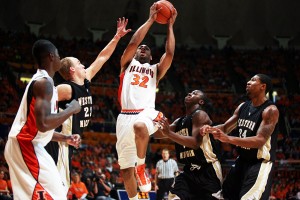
[190,143,199,150]
[256,137,268,148]
[165,51,174,58]
[189,140,200,149]
[37,123,51,132]
[38,126,48,133]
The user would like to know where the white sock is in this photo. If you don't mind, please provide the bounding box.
[129,194,139,200]
[137,157,145,166]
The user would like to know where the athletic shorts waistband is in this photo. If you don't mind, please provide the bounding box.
[120,109,144,115]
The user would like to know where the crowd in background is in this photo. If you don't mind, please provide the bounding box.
[0,29,300,199]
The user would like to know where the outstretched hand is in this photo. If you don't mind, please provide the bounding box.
[67,134,81,149]
[116,17,131,38]
[157,117,170,136]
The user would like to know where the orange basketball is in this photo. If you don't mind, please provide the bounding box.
[155,0,175,24]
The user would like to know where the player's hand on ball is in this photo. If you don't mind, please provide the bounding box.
[168,8,177,25]
[149,2,160,22]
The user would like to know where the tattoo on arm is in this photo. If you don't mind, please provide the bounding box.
[257,107,278,140]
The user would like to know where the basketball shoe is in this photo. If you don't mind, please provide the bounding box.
[135,164,151,192]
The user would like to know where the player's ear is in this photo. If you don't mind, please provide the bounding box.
[261,83,266,91]
[69,66,75,72]
[199,99,204,105]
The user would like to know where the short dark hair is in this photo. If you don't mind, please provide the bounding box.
[257,74,273,94]
[198,90,213,113]
[32,39,57,67]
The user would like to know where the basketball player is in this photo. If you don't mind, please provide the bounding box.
[203,74,279,200]
[157,90,223,200]
[4,39,81,200]
[45,17,131,188]
[116,3,177,200]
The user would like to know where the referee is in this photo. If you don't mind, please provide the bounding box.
[155,148,179,200]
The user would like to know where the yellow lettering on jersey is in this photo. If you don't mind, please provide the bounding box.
[180,150,195,159]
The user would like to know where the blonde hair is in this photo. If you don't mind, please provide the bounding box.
[59,57,73,81]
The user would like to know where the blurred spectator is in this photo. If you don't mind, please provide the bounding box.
[69,172,89,200]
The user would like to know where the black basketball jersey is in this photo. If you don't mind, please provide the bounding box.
[237,100,278,162]
[174,110,220,166]
[59,79,92,135]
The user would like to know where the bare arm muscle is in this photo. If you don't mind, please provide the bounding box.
[256,105,279,140]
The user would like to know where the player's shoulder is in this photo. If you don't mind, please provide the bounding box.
[57,83,72,90]
[192,109,209,121]
[32,78,54,98]
[263,104,279,115]
[194,109,207,117]
[33,77,53,89]
[56,84,72,93]
[57,84,72,101]
[234,101,247,113]
[172,118,181,125]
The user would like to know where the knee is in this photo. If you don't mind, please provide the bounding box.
[121,168,134,180]
[133,122,148,137]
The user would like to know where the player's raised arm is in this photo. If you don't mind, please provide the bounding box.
[157,8,177,82]
[120,3,159,73]
[86,17,131,81]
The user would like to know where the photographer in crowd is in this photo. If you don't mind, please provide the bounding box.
[93,173,115,200]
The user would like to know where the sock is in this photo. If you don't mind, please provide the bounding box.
[129,194,139,200]
[137,157,145,166]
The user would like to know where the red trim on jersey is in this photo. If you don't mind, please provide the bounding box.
[16,97,40,181]
[121,109,144,114]
[118,72,125,108]
[16,97,54,199]
[32,183,53,200]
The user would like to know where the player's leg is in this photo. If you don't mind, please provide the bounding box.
[239,161,274,200]
[134,109,164,192]
[121,167,138,198]
[223,158,243,200]
[134,108,164,164]
[169,172,190,200]
[133,121,151,192]
[116,114,139,199]
[193,163,223,200]
[134,122,149,164]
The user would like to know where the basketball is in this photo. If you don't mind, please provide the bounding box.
[155,0,175,24]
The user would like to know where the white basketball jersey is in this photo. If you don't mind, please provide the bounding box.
[119,58,158,110]
[5,69,67,199]
[8,69,57,145]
